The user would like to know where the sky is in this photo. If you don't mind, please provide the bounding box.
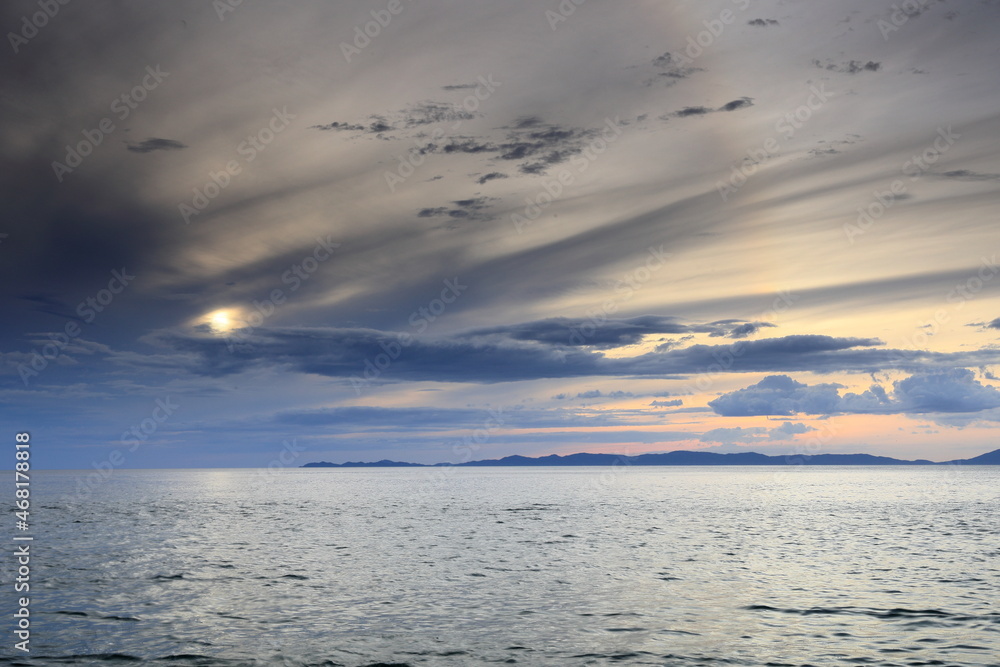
[2,0,1000,470]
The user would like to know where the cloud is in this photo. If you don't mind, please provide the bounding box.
[892,368,1000,413]
[402,101,478,127]
[650,51,702,83]
[417,207,448,218]
[273,405,637,431]
[126,138,186,153]
[768,421,816,438]
[650,399,683,407]
[707,320,776,339]
[814,59,881,74]
[576,389,634,400]
[940,169,1000,182]
[667,98,754,119]
[151,325,937,385]
[709,375,847,416]
[476,172,507,184]
[718,97,754,112]
[699,426,768,444]
[441,139,497,154]
[710,369,1000,417]
[465,315,700,348]
[417,197,495,221]
[309,121,366,132]
[314,101,598,175]
[674,106,713,117]
[699,422,813,444]
[465,316,776,349]
[367,116,394,133]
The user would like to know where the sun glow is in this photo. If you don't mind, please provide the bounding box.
[204,309,241,334]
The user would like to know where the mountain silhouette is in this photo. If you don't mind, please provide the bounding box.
[302,448,1000,467]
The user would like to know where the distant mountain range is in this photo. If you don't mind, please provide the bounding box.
[302,448,1000,467]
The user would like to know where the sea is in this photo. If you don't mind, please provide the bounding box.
[1,466,997,666]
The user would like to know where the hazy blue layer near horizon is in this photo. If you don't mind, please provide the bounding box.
[2,466,998,666]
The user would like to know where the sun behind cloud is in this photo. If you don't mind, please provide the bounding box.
[203,308,242,334]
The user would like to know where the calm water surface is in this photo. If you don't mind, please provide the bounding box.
[1,466,997,666]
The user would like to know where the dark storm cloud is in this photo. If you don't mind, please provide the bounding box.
[126,138,187,153]
[464,315,712,349]
[710,369,1000,417]
[146,326,1000,385]
[0,162,183,338]
[17,294,86,322]
[466,316,776,348]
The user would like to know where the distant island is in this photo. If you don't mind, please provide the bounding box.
[302,448,1000,467]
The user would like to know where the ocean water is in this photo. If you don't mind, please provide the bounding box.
[1,466,998,666]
